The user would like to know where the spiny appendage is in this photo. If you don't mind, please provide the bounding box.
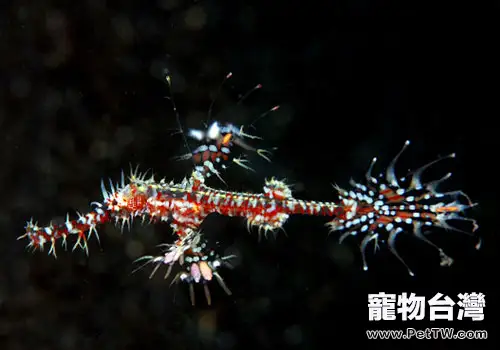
[100,166,191,227]
[326,140,478,276]
[180,115,278,183]
[133,228,235,306]
[101,166,152,217]
[245,177,293,240]
[18,169,132,258]
[19,166,168,259]
[18,205,108,257]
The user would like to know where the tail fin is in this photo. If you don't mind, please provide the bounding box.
[19,208,109,257]
[326,140,478,275]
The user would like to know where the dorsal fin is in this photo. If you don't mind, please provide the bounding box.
[169,72,279,183]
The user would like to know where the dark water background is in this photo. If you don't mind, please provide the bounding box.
[0,1,497,349]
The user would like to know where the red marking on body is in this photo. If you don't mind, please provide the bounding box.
[386,195,405,202]
[435,206,460,213]
[379,189,405,203]
[421,213,436,220]
[357,206,374,215]
[395,211,413,219]
[128,193,148,211]
[377,216,393,224]
[202,150,210,162]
